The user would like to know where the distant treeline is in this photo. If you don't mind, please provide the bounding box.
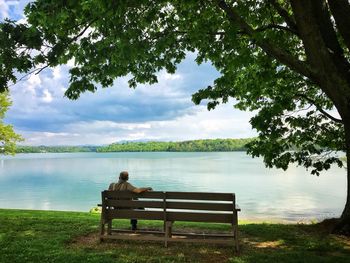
[16,138,255,153]
[16,145,98,153]
[97,138,255,152]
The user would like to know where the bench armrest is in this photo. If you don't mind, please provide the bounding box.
[97,204,102,207]
[235,204,241,211]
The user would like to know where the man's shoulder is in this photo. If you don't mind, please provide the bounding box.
[108,182,116,190]
[125,182,136,191]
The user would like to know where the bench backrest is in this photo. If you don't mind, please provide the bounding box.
[102,190,238,224]
[102,190,165,221]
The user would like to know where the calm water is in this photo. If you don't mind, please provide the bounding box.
[0,152,346,222]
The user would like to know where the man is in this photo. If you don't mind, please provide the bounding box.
[108,171,153,231]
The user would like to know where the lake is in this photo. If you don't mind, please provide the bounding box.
[0,152,346,222]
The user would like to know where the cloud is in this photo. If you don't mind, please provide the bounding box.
[0,0,10,19]
[7,54,221,132]
[4,3,256,145]
[7,55,257,145]
[17,102,256,146]
[0,0,30,21]
[41,89,53,103]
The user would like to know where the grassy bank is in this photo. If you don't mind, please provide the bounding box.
[0,209,349,263]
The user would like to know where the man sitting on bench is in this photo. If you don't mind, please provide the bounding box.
[108,171,153,231]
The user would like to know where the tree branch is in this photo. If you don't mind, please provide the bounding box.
[35,65,49,75]
[311,0,343,57]
[13,20,97,83]
[327,0,350,52]
[268,0,298,32]
[295,93,343,123]
[290,0,350,111]
[216,0,319,85]
[255,24,298,35]
[68,19,97,43]
[310,0,350,83]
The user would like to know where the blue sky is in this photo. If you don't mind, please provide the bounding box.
[1,0,256,145]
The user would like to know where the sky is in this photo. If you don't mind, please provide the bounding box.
[1,0,256,146]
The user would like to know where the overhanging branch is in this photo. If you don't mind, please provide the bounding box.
[295,93,343,123]
[216,0,319,85]
[328,0,350,52]
[255,24,298,35]
[268,0,298,32]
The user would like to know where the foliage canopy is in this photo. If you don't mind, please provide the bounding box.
[0,92,23,154]
[0,0,347,174]
[1,0,350,229]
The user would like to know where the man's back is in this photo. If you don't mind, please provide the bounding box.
[108,171,152,231]
[109,181,136,192]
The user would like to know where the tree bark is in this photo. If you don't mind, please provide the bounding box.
[327,0,350,52]
[333,120,350,235]
[290,0,350,235]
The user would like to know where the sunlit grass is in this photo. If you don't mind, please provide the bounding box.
[0,209,349,263]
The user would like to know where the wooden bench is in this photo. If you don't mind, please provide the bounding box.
[99,190,241,251]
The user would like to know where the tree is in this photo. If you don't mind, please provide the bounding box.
[0,0,349,233]
[0,92,23,154]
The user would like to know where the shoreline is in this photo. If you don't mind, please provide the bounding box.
[0,207,332,225]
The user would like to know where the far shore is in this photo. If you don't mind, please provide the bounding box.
[15,138,254,153]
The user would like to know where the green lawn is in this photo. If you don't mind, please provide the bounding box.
[0,209,349,263]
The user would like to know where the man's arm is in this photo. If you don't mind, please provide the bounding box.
[126,182,152,194]
[132,187,153,194]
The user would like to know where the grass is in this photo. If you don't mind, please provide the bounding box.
[0,209,349,263]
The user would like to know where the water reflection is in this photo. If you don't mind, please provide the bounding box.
[0,152,346,221]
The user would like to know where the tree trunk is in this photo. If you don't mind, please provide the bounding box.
[289,0,350,235]
[333,119,350,235]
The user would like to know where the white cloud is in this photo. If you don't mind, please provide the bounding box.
[162,72,182,80]
[41,89,53,103]
[66,58,75,68]
[52,67,61,80]
[16,17,27,24]
[22,74,41,95]
[18,103,256,145]
[1,0,31,21]
[0,0,10,19]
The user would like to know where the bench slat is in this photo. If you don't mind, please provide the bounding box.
[106,200,164,209]
[101,234,165,242]
[107,210,164,220]
[166,192,234,201]
[105,200,235,211]
[164,237,233,244]
[106,210,235,223]
[104,191,165,199]
[101,234,233,245]
[166,201,234,211]
[167,211,234,223]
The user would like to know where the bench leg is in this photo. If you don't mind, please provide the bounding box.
[107,219,112,235]
[167,221,173,238]
[164,221,173,248]
[100,217,106,241]
[233,225,239,253]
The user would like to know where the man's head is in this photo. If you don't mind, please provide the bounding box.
[119,171,129,181]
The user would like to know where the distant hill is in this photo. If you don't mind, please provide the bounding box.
[16,138,255,153]
[16,145,98,153]
[98,138,255,152]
